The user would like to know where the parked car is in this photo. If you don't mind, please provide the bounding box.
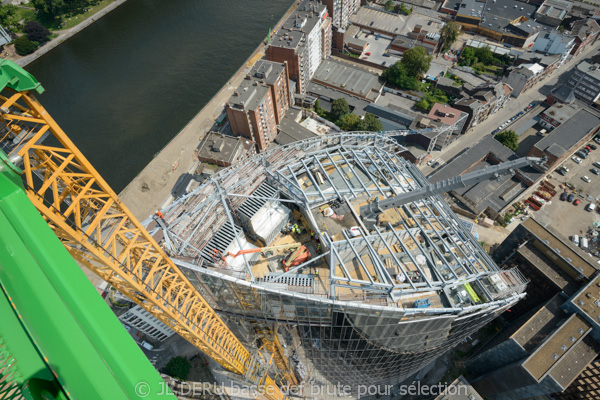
[431,161,439,168]
[561,166,569,172]
[594,161,600,169]
[574,199,581,206]
[560,192,568,201]
[572,156,582,164]
[592,168,600,175]
[589,144,597,150]
[140,341,154,350]
[576,151,588,159]
[365,52,371,56]
[568,194,575,202]
[585,145,593,151]
[582,176,591,183]
[557,169,567,176]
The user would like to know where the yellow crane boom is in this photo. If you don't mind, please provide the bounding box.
[0,86,286,398]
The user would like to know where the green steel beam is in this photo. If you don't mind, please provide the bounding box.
[0,59,44,94]
[0,150,172,399]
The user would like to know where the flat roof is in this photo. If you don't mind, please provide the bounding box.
[535,108,600,158]
[569,275,600,329]
[511,293,566,352]
[227,80,270,111]
[276,115,318,146]
[541,102,581,125]
[197,132,250,165]
[251,60,286,86]
[306,81,371,116]
[522,218,599,279]
[576,61,600,82]
[434,376,483,400]
[458,0,540,37]
[428,103,465,126]
[522,314,592,382]
[312,59,383,101]
[270,0,327,49]
[350,7,404,35]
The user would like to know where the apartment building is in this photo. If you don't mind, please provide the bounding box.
[567,61,600,105]
[226,60,292,152]
[453,82,513,131]
[266,0,332,94]
[321,0,359,28]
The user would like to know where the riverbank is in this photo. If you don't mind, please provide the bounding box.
[5,0,128,67]
[119,1,298,220]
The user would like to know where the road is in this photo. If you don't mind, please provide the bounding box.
[420,41,600,177]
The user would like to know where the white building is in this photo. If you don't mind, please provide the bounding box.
[323,0,359,28]
[120,305,176,342]
[531,31,575,67]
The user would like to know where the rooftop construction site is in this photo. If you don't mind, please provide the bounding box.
[145,133,529,388]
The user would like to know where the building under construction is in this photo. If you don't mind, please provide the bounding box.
[146,133,528,392]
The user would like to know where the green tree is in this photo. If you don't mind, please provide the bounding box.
[474,46,495,65]
[32,0,65,17]
[415,98,430,111]
[458,46,475,66]
[0,5,18,29]
[401,46,432,78]
[396,3,411,15]
[165,356,191,381]
[384,0,394,11]
[381,62,419,90]
[330,98,350,121]
[440,21,461,52]
[494,130,519,151]
[358,113,383,132]
[14,36,38,56]
[337,113,360,131]
[25,21,51,43]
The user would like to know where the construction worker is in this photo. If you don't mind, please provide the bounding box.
[315,269,319,277]
[311,230,315,239]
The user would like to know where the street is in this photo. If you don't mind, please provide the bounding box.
[420,41,600,177]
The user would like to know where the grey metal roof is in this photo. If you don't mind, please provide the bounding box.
[312,59,383,101]
[535,108,600,154]
[275,115,318,145]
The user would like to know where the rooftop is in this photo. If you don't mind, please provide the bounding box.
[522,314,592,382]
[250,60,287,86]
[434,375,483,400]
[458,0,540,37]
[350,7,403,35]
[575,61,600,81]
[569,275,600,329]
[311,59,383,101]
[427,103,466,126]
[270,0,327,50]
[275,112,318,146]
[146,133,526,315]
[197,132,253,165]
[549,85,576,104]
[541,102,581,125]
[535,107,600,158]
[571,18,600,40]
[522,218,598,280]
[511,294,566,352]
[227,80,271,112]
[536,0,572,22]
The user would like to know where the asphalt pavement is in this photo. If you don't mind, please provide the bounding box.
[420,41,600,177]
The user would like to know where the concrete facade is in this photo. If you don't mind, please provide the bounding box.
[322,0,359,29]
[266,0,332,94]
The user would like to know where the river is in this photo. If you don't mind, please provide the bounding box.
[26,0,293,191]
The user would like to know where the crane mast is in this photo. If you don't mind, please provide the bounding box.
[0,60,288,400]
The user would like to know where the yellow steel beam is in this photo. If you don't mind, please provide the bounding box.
[0,90,286,400]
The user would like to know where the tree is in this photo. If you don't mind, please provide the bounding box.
[337,113,360,131]
[32,0,65,18]
[165,356,191,381]
[381,62,419,90]
[25,21,51,43]
[384,0,394,11]
[0,5,18,29]
[415,98,430,111]
[14,36,38,56]
[458,46,475,66]
[358,113,383,132]
[494,130,519,151]
[396,3,411,15]
[330,98,350,121]
[440,21,461,52]
[401,46,432,78]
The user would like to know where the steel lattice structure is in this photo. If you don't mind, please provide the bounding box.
[0,88,287,400]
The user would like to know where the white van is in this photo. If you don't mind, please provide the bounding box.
[581,237,589,250]
[572,235,580,246]
[587,203,597,212]
[140,341,154,350]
